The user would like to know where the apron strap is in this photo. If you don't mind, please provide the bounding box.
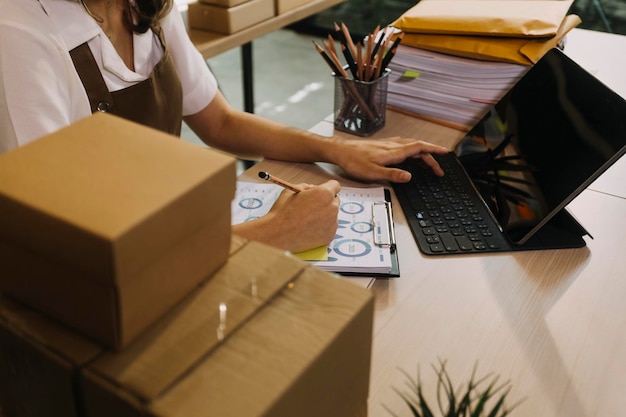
[69,43,117,114]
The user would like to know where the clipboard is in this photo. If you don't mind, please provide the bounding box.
[231,182,399,278]
[338,189,400,278]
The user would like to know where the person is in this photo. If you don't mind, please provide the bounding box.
[0,0,449,253]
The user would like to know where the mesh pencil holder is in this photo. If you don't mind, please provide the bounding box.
[333,69,391,137]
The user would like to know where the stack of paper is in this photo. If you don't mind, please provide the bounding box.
[386,45,528,130]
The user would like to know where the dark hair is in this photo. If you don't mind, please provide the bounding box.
[79,0,173,34]
[129,0,173,33]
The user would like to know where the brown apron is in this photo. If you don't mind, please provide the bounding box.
[69,31,183,136]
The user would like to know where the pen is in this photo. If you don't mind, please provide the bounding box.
[258,171,304,193]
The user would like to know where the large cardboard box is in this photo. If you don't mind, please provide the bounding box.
[0,237,374,417]
[0,113,236,350]
[188,0,275,34]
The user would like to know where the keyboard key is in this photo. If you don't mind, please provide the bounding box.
[456,236,474,251]
[485,237,502,249]
[426,235,440,244]
[440,233,459,252]
[430,243,445,253]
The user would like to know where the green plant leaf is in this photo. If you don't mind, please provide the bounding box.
[381,403,401,417]
[417,384,435,417]
[392,386,423,417]
[386,361,520,417]
[485,390,508,417]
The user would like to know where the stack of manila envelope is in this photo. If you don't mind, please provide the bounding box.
[392,0,581,65]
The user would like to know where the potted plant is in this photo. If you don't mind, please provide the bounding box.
[384,360,523,417]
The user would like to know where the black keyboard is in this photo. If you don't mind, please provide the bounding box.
[391,153,511,255]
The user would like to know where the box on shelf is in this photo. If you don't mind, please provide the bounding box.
[275,0,312,15]
[188,0,275,34]
[0,113,236,351]
[0,236,374,417]
[198,0,249,7]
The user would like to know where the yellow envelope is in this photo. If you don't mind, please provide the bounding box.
[393,0,574,38]
[399,14,582,65]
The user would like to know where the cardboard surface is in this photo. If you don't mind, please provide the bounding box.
[0,297,104,417]
[0,113,237,350]
[198,0,250,7]
[149,265,374,417]
[188,0,275,34]
[0,237,374,417]
[85,239,307,401]
[275,0,313,15]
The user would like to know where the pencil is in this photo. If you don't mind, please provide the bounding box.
[379,32,404,74]
[313,41,340,74]
[374,29,394,80]
[341,22,358,66]
[364,32,375,81]
[356,42,363,80]
[370,26,387,61]
[258,171,304,193]
[323,39,349,78]
[334,22,358,78]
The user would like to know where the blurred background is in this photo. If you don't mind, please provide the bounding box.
[181,0,626,147]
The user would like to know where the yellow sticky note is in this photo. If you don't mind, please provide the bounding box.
[402,70,421,79]
[294,245,328,261]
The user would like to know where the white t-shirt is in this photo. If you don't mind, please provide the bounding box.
[0,0,218,153]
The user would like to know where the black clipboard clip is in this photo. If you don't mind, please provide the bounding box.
[372,200,396,252]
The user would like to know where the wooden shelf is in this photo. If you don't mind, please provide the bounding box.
[189,0,345,58]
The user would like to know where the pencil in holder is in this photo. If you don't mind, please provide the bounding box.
[333,69,391,137]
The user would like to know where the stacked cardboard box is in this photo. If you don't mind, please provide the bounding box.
[0,113,236,350]
[0,236,374,417]
[188,0,275,34]
[0,113,374,417]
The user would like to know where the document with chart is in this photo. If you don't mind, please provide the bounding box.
[232,182,399,276]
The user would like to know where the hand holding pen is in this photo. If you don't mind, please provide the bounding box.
[258,171,304,193]
[240,172,341,253]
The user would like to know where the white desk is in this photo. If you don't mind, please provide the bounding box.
[241,28,626,417]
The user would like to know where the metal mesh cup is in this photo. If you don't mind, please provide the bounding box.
[333,69,390,137]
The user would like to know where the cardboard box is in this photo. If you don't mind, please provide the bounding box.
[0,237,374,417]
[275,0,312,15]
[0,297,104,417]
[0,113,236,350]
[198,0,250,8]
[188,0,275,34]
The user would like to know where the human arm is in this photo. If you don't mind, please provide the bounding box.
[183,92,450,184]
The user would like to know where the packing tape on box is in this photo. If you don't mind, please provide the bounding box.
[87,240,307,401]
